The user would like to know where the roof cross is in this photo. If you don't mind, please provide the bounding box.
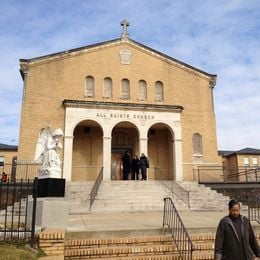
[121,19,129,38]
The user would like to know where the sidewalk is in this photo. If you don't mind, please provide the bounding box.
[66,209,256,235]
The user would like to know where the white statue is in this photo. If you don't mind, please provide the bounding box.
[34,126,63,179]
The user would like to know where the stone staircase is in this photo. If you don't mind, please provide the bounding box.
[0,198,27,217]
[91,181,188,213]
[65,181,94,214]
[65,180,234,214]
[177,181,231,211]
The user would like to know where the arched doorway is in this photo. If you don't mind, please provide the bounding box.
[72,120,103,181]
[147,123,175,180]
[111,122,139,180]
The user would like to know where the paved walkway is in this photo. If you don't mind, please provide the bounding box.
[66,209,256,234]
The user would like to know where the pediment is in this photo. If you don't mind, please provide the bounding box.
[20,37,216,83]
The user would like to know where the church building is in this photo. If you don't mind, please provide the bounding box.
[18,20,220,182]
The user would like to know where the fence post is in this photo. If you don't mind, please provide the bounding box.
[11,156,17,182]
[30,177,38,247]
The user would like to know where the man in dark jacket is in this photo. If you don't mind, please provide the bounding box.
[215,199,260,260]
[140,153,149,180]
[121,151,131,180]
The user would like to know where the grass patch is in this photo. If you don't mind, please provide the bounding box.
[0,241,45,260]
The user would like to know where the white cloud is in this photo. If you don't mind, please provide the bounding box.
[0,0,259,150]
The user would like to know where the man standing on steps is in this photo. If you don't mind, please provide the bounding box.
[140,153,149,180]
[215,199,260,260]
[121,151,131,180]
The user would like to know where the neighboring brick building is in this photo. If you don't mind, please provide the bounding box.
[219,147,260,170]
[0,143,18,166]
[18,21,221,181]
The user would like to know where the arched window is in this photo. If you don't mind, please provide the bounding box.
[192,133,203,155]
[103,77,112,98]
[155,81,163,101]
[85,76,94,97]
[138,80,147,100]
[121,79,130,99]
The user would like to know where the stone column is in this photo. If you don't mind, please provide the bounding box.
[139,137,148,156]
[174,138,183,181]
[139,136,149,180]
[62,135,74,181]
[103,136,112,180]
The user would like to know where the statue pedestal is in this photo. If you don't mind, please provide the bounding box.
[28,197,68,230]
[37,178,65,197]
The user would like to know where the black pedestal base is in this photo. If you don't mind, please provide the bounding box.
[37,178,66,197]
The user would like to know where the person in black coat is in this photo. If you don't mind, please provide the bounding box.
[139,153,149,180]
[215,199,260,260]
[121,151,131,180]
[131,155,141,180]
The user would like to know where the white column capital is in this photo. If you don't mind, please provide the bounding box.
[64,135,74,139]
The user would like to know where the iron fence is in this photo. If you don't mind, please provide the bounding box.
[1,162,40,180]
[163,197,194,260]
[0,178,37,246]
[248,195,260,224]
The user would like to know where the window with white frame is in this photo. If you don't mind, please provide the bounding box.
[85,76,95,97]
[0,156,4,166]
[252,158,258,165]
[121,79,130,99]
[138,80,147,100]
[103,77,112,98]
[192,133,203,155]
[155,81,164,101]
[243,157,249,166]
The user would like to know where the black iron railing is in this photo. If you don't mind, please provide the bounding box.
[248,195,260,224]
[196,166,260,183]
[1,162,40,180]
[155,167,190,207]
[163,197,194,259]
[0,178,37,246]
[89,167,103,211]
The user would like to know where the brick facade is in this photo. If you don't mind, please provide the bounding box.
[18,36,221,181]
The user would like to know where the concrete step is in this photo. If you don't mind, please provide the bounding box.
[66,180,237,213]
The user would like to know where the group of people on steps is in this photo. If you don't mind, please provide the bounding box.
[121,151,149,180]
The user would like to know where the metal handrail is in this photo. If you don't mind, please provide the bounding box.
[89,167,103,211]
[163,197,194,259]
[197,166,260,183]
[155,167,190,207]
[248,194,260,223]
[220,167,260,182]
[197,171,222,183]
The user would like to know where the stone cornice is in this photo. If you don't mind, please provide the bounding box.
[63,99,184,113]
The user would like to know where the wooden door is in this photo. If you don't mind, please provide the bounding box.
[111,153,122,180]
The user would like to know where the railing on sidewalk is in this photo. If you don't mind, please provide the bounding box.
[163,197,194,260]
[0,178,38,246]
[248,195,260,224]
[89,167,103,211]
[0,162,40,180]
[196,166,260,183]
[155,167,190,207]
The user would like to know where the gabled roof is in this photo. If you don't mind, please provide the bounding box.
[218,150,235,156]
[0,143,18,151]
[20,37,217,83]
[218,147,260,157]
[236,147,260,155]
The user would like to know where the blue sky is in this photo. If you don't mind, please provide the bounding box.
[0,0,259,150]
